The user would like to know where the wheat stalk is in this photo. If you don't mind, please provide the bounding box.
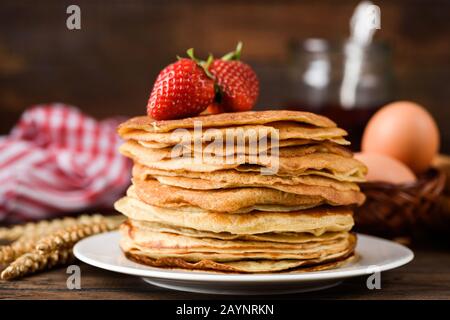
[1,249,74,280]
[0,214,106,241]
[35,220,121,253]
[0,214,124,280]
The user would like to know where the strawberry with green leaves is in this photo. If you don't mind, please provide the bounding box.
[209,42,259,113]
[147,49,215,120]
[147,43,259,120]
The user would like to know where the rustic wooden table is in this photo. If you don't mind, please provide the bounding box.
[0,245,449,300]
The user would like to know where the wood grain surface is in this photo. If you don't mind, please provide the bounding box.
[0,246,449,300]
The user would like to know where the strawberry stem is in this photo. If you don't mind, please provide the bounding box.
[185,48,215,79]
[221,41,243,61]
[186,48,197,62]
[204,54,214,70]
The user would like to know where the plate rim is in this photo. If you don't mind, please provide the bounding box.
[74,231,414,283]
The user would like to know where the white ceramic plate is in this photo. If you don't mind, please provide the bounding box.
[74,232,413,295]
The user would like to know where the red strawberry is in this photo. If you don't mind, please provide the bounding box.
[147,51,215,120]
[209,42,259,112]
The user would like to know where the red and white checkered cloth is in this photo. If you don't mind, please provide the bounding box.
[0,104,131,223]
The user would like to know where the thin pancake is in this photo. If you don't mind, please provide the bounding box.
[119,123,349,146]
[123,250,355,273]
[149,175,365,205]
[132,177,363,211]
[117,110,338,135]
[138,138,316,151]
[114,194,355,235]
[122,221,351,255]
[120,142,367,181]
[132,164,360,192]
[131,140,352,161]
[120,234,356,273]
[128,219,348,243]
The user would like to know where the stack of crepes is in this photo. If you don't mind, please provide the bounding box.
[114,110,367,273]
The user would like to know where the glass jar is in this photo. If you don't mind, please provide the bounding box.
[287,38,395,149]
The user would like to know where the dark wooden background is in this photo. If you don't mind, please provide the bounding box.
[0,0,449,150]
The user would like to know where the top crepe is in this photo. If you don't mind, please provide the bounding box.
[118,110,338,135]
[118,122,349,146]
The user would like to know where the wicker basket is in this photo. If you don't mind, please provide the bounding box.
[354,168,447,239]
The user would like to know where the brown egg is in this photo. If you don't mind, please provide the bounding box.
[362,101,440,174]
[355,152,416,184]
